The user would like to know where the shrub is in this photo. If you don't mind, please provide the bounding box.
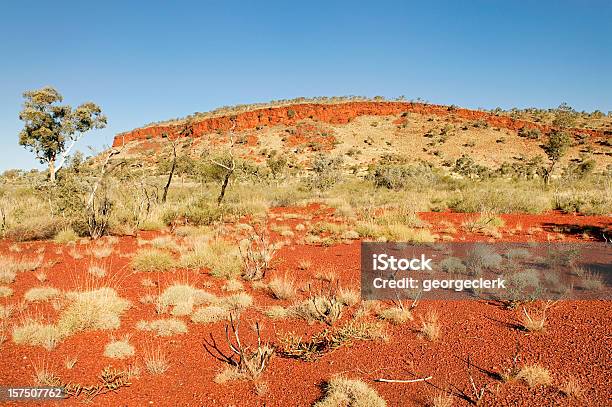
[372,162,438,190]
[518,127,541,140]
[453,155,490,178]
[553,191,611,215]
[439,257,466,275]
[304,154,344,190]
[4,217,64,241]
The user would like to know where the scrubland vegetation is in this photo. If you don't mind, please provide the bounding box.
[1,97,609,406]
[0,149,609,244]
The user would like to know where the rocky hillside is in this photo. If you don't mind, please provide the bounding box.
[111,100,612,174]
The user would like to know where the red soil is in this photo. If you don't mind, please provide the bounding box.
[112,101,605,148]
[1,210,610,406]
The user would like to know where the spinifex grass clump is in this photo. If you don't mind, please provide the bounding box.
[12,287,130,349]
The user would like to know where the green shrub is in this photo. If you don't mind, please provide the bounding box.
[372,162,437,190]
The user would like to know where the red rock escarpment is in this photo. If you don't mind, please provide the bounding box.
[113,101,602,147]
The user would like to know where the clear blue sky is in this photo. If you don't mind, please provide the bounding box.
[1,0,611,171]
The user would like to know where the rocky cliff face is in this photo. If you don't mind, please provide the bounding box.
[113,101,601,148]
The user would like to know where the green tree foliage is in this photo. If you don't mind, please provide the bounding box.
[18,86,106,182]
[266,153,288,178]
[542,130,572,184]
[551,102,577,129]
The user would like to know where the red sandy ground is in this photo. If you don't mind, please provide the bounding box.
[1,209,610,406]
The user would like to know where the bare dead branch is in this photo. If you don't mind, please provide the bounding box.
[374,376,432,383]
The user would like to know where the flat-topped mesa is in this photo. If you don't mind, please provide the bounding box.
[112,101,601,147]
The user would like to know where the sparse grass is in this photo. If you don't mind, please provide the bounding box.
[64,356,77,369]
[431,393,453,407]
[12,320,63,350]
[516,364,552,388]
[180,240,242,279]
[560,376,583,399]
[0,255,43,276]
[213,366,247,384]
[218,292,253,311]
[156,283,217,316]
[104,335,135,359]
[191,305,229,324]
[149,236,180,252]
[68,247,84,259]
[132,248,176,272]
[54,228,79,244]
[222,279,244,292]
[141,278,157,287]
[264,305,289,319]
[337,288,359,306]
[315,271,337,282]
[0,304,14,320]
[24,287,61,302]
[136,318,188,336]
[57,287,131,336]
[268,275,296,300]
[0,286,13,298]
[34,271,47,282]
[144,344,169,374]
[289,295,344,325]
[0,270,16,284]
[90,245,113,259]
[355,300,382,319]
[462,212,505,236]
[298,259,312,270]
[521,306,547,332]
[579,272,604,290]
[314,376,386,407]
[88,264,107,278]
[33,361,56,385]
[377,306,412,325]
[419,309,441,341]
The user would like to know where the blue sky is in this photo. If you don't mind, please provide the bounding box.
[1,0,611,171]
